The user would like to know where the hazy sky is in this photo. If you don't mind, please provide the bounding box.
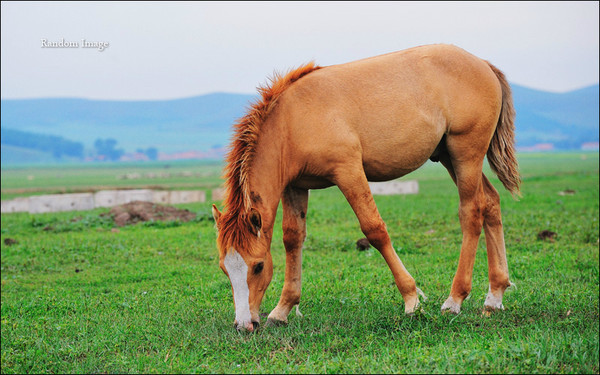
[1,1,598,100]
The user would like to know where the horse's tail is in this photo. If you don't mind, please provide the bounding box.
[486,62,521,198]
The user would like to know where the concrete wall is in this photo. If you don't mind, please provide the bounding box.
[166,190,204,204]
[368,180,419,195]
[2,181,418,214]
[151,190,170,204]
[209,181,418,202]
[115,189,154,205]
[94,190,119,208]
[1,189,208,214]
[29,193,95,214]
[0,197,30,213]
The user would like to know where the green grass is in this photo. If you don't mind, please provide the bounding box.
[0,160,224,200]
[1,153,598,373]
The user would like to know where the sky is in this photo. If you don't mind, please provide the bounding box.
[1,1,598,100]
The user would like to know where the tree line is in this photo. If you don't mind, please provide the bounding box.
[1,128,84,158]
[1,128,159,161]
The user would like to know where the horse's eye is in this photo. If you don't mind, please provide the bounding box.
[253,262,264,275]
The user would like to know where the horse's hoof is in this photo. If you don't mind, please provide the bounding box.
[405,307,418,315]
[403,294,422,315]
[234,321,260,332]
[482,303,505,316]
[406,305,425,317]
[265,317,287,327]
[441,296,461,314]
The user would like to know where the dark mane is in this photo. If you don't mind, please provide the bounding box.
[217,62,321,254]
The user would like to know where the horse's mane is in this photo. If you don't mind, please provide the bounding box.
[217,62,321,254]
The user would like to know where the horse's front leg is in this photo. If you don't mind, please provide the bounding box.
[267,186,308,325]
[333,166,421,314]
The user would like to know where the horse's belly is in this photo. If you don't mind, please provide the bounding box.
[362,146,433,181]
[292,175,334,190]
[360,121,444,181]
[363,164,420,182]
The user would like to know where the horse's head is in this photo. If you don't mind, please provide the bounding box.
[211,204,273,332]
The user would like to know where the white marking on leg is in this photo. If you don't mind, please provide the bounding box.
[267,305,288,323]
[484,285,504,310]
[441,296,461,314]
[404,294,420,315]
[223,249,252,328]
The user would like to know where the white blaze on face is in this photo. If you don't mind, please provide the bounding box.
[223,249,252,327]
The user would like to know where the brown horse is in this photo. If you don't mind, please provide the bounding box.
[211,44,520,331]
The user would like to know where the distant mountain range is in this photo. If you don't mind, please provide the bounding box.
[1,93,253,156]
[1,84,598,164]
[511,84,599,149]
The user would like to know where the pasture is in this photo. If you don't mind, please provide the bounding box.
[1,152,598,373]
[0,160,224,201]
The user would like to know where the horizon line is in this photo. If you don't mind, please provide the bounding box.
[1,82,598,102]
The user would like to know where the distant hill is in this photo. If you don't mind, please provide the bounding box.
[512,84,599,149]
[1,128,84,159]
[0,144,57,164]
[1,84,598,164]
[0,93,255,155]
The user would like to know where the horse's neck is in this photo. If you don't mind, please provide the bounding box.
[244,133,286,235]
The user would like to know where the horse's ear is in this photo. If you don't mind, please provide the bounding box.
[248,208,262,235]
[211,204,222,228]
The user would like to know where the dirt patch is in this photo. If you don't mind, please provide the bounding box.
[4,238,18,246]
[356,238,371,251]
[105,201,196,227]
[537,230,557,242]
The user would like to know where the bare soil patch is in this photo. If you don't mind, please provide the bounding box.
[4,238,18,246]
[105,201,196,227]
[537,230,558,242]
[356,238,371,251]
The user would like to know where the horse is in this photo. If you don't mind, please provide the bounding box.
[211,44,520,332]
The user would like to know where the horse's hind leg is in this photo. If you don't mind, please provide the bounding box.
[332,166,420,314]
[481,174,512,311]
[439,153,512,313]
[439,154,487,314]
[267,186,308,325]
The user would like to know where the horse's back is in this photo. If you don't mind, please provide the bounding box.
[294,44,501,130]
[279,44,502,184]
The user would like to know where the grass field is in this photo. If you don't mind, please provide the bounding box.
[1,153,598,373]
[0,160,224,201]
